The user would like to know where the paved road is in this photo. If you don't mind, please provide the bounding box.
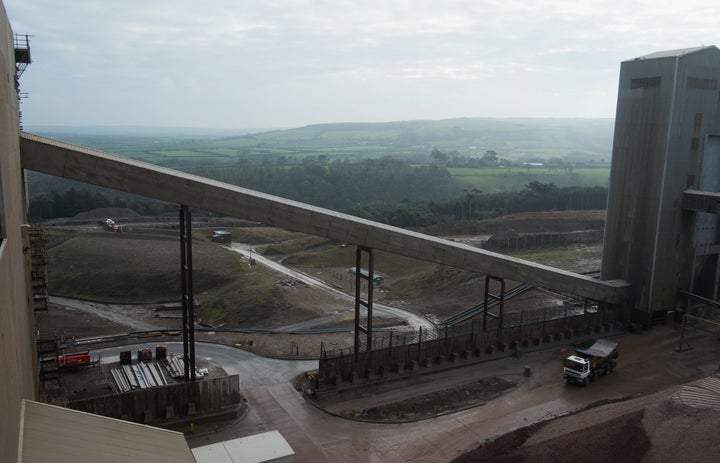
[228,243,435,332]
[98,326,720,462]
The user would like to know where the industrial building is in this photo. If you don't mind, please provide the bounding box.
[602,46,720,321]
[2,0,720,460]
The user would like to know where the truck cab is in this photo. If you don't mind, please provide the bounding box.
[563,355,591,384]
[563,338,618,386]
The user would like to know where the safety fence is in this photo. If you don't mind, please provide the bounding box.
[484,230,603,252]
[318,303,624,386]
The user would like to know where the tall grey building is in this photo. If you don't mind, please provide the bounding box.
[601,46,720,321]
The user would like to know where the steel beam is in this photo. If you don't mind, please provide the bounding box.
[682,189,720,214]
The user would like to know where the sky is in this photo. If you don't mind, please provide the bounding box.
[6,0,719,130]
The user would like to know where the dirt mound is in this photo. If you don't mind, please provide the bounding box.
[423,210,605,236]
[455,379,720,463]
[456,409,651,463]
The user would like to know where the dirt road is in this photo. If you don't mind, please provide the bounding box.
[228,243,435,331]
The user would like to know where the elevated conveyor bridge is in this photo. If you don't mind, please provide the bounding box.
[20,132,629,307]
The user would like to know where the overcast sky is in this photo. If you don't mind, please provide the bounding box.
[6,0,718,129]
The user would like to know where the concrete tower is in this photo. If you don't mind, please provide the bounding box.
[601,46,720,321]
[0,6,38,461]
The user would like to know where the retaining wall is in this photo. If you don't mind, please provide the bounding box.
[67,374,241,425]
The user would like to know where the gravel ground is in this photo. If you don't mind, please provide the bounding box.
[337,376,517,422]
[454,379,720,462]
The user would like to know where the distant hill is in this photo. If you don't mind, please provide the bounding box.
[213,117,615,163]
[26,118,615,166]
[25,125,272,138]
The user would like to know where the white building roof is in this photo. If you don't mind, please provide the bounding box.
[17,400,195,463]
[192,430,295,463]
[627,45,719,61]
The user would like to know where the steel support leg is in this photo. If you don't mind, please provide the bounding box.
[180,205,196,381]
[482,275,505,343]
[354,246,375,355]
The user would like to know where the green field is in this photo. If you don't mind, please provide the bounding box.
[449,167,610,191]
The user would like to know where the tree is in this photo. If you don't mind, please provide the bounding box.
[431,147,447,164]
[465,188,483,219]
[482,150,499,166]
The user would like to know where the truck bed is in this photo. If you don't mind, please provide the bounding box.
[575,339,618,359]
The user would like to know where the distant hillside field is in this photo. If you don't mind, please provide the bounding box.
[449,166,609,191]
[213,118,614,162]
[29,117,614,166]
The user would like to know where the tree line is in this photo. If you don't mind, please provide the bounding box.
[28,188,175,220]
[191,157,458,210]
[344,182,607,228]
[28,157,607,229]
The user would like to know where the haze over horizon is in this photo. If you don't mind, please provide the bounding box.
[7,1,718,130]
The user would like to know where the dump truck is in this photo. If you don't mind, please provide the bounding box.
[99,218,118,231]
[563,338,618,386]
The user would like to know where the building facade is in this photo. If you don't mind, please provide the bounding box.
[602,46,720,319]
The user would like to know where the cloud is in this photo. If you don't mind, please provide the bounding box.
[6,0,719,128]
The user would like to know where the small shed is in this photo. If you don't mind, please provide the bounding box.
[212,230,232,243]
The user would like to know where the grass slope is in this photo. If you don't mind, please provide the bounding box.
[45,229,293,326]
[46,213,604,328]
[47,230,241,301]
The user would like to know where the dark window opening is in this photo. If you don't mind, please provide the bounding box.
[694,113,703,128]
[631,76,661,89]
[691,138,700,152]
[687,77,717,90]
